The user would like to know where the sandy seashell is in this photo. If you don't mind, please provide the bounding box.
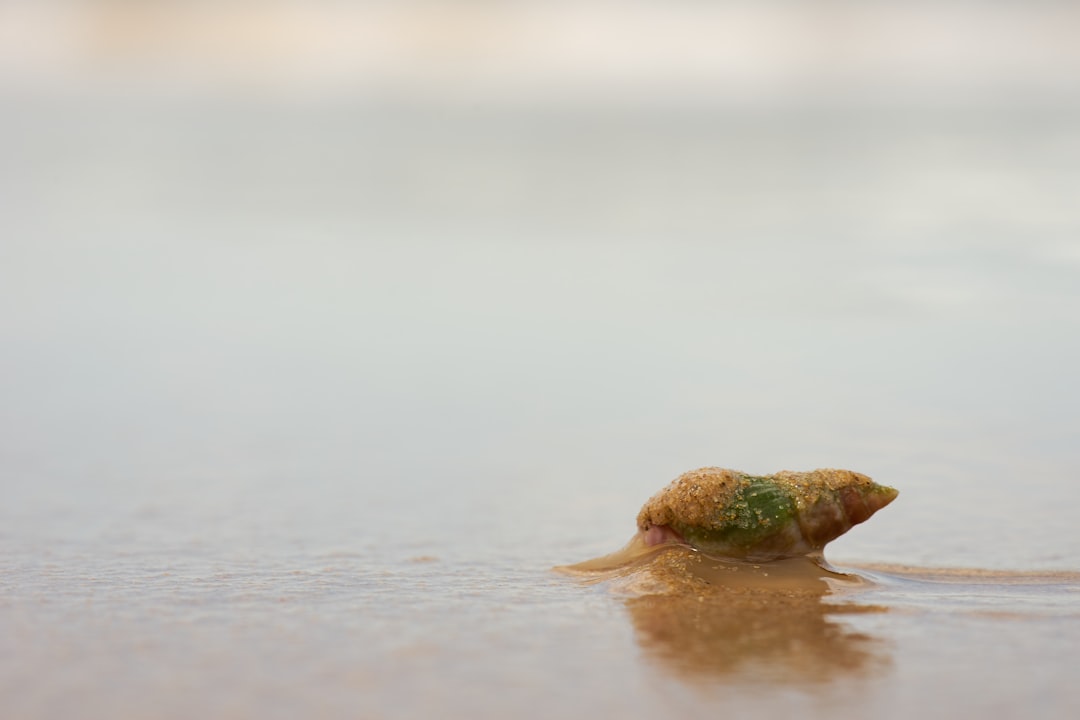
[636,467,898,560]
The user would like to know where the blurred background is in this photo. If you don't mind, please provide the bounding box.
[2,0,1079,569]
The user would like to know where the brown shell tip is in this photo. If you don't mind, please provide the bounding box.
[842,483,899,525]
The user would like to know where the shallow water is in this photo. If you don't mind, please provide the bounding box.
[3,2,1080,718]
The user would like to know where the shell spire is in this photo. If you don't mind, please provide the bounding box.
[636,467,898,560]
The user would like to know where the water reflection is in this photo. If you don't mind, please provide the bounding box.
[572,545,890,683]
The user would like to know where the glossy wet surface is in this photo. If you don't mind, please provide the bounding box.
[4,526,1079,720]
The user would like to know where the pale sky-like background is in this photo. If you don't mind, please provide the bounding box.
[2,1,1079,570]
[2,1,1079,101]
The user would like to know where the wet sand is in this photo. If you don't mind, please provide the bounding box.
[4,537,1079,720]
[559,539,886,682]
[560,539,1080,691]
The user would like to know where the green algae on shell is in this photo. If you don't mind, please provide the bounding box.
[636,467,898,561]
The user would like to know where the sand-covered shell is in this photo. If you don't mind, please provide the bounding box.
[637,467,898,560]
